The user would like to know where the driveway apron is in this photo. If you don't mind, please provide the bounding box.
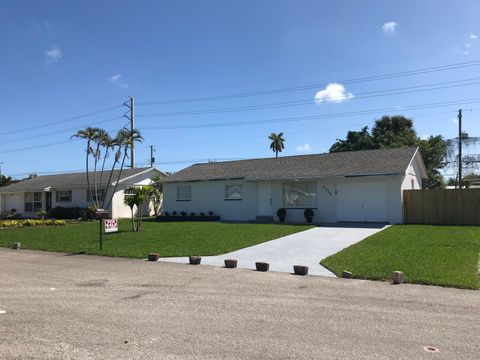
[160,225,386,276]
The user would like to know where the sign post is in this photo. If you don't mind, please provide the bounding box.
[95,209,110,251]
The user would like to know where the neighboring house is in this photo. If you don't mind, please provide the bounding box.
[0,167,165,218]
[162,147,427,224]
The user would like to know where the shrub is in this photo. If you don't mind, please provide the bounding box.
[200,212,205,216]
[37,210,47,220]
[304,208,314,218]
[0,210,22,220]
[79,206,96,221]
[208,211,214,216]
[190,212,195,216]
[172,210,177,216]
[48,207,83,220]
[180,211,186,216]
[0,219,66,229]
[277,208,287,217]
[164,211,170,216]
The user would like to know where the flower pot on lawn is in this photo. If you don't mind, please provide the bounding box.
[147,253,160,261]
[224,259,238,268]
[189,256,202,265]
[293,265,309,276]
[255,262,270,272]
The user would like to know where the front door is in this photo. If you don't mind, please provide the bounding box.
[45,192,52,212]
[257,182,272,216]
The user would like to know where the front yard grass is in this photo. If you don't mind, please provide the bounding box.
[0,220,313,258]
[320,225,480,290]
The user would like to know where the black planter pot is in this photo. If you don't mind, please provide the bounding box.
[255,262,270,272]
[293,265,309,276]
[147,253,160,261]
[305,217,313,223]
[224,259,238,268]
[278,217,286,223]
[189,256,202,265]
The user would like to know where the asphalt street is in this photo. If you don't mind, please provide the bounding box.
[0,248,479,359]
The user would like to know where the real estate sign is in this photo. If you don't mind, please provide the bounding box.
[104,219,118,233]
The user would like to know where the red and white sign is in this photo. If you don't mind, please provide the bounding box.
[104,219,118,233]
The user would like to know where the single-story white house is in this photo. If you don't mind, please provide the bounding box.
[162,147,427,224]
[0,167,165,218]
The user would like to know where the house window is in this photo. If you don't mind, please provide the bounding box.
[124,188,136,201]
[411,179,415,189]
[87,189,106,203]
[24,192,42,212]
[176,185,191,201]
[225,184,242,200]
[283,182,316,207]
[56,190,72,203]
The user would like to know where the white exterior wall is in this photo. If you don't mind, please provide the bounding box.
[0,169,163,218]
[1,193,25,213]
[163,180,258,221]
[164,175,409,224]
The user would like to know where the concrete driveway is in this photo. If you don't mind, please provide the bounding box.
[161,224,386,276]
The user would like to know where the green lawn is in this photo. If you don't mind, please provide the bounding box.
[0,220,312,258]
[320,225,480,290]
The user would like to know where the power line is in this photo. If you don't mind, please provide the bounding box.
[2,98,477,155]
[0,104,123,137]
[0,116,122,146]
[150,108,474,148]
[137,78,480,117]
[137,60,480,106]
[142,97,480,130]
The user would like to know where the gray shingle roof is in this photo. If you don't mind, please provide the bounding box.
[164,147,420,183]
[0,167,160,193]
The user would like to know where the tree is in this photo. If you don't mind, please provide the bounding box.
[330,115,447,188]
[0,175,13,187]
[71,127,101,208]
[123,186,151,232]
[329,126,375,152]
[105,128,144,210]
[269,132,285,158]
[150,176,164,216]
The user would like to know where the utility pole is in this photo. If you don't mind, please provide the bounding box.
[123,96,135,169]
[0,162,3,178]
[458,109,462,189]
[149,145,155,167]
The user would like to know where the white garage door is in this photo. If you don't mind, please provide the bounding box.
[337,182,388,222]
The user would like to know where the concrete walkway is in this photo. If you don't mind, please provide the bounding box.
[160,224,387,276]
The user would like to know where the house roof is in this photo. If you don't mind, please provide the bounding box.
[164,147,423,183]
[0,167,164,193]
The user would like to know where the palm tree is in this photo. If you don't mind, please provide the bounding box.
[96,130,114,206]
[71,127,100,208]
[101,132,122,209]
[105,128,144,210]
[269,132,285,158]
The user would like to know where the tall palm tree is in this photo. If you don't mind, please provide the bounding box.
[71,127,100,207]
[269,132,285,158]
[105,128,144,210]
[101,132,123,209]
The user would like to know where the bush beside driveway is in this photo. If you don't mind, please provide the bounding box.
[320,225,480,289]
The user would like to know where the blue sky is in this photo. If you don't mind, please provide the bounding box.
[1,0,479,178]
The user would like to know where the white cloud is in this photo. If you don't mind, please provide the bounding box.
[382,21,398,33]
[469,33,478,40]
[314,83,354,104]
[452,117,458,124]
[109,74,128,89]
[465,43,472,48]
[296,143,313,153]
[45,46,62,63]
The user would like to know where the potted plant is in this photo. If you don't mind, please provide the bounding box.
[276,208,287,223]
[304,208,314,223]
